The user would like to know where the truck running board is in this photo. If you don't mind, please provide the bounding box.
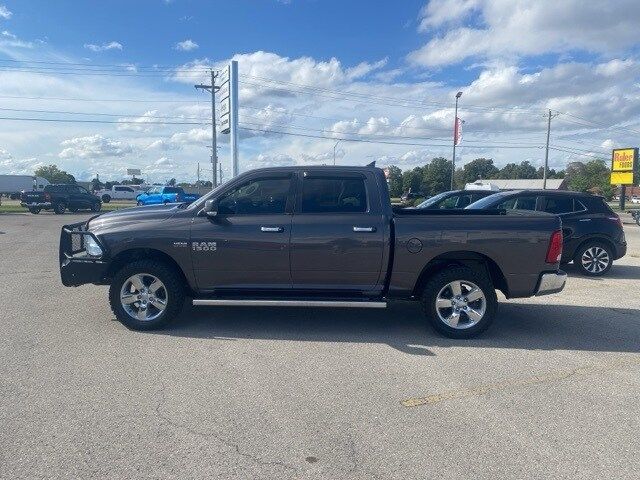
[192,299,387,309]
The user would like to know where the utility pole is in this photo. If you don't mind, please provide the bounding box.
[195,70,219,187]
[543,109,552,189]
[451,91,462,190]
[196,162,200,194]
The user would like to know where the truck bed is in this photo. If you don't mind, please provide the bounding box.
[389,208,561,298]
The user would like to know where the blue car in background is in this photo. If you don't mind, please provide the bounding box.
[136,186,200,206]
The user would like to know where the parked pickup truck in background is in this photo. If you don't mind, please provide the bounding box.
[59,165,566,338]
[96,185,146,203]
[135,186,200,206]
[22,184,101,214]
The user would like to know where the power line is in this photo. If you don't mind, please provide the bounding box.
[554,110,640,136]
[0,94,204,103]
[0,106,208,121]
[0,116,209,125]
[239,117,543,146]
[242,75,545,114]
[238,124,543,149]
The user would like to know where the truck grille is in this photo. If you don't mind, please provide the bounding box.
[59,221,89,259]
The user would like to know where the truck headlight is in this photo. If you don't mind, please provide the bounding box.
[84,235,103,257]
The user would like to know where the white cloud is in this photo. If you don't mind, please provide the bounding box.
[58,135,134,159]
[117,110,160,132]
[168,128,213,146]
[409,0,640,66]
[0,5,11,19]
[0,30,33,48]
[145,139,182,151]
[175,39,198,51]
[84,41,123,52]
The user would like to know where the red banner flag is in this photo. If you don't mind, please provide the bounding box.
[454,117,463,146]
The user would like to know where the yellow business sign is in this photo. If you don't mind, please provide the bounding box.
[610,148,638,185]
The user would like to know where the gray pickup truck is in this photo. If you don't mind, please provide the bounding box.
[59,165,566,338]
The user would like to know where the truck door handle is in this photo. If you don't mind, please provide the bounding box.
[261,226,284,233]
[353,226,376,232]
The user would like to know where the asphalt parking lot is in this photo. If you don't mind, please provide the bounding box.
[1,211,639,479]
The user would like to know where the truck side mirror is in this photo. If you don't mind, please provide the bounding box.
[203,199,218,217]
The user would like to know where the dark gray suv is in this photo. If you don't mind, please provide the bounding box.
[468,190,626,276]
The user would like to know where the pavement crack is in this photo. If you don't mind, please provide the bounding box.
[153,382,297,473]
[401,358,640,407]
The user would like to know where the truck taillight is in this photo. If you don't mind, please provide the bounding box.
[546,230,563,264]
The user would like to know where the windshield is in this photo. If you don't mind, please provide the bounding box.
[465,192,509,209]
[415,191,452,208]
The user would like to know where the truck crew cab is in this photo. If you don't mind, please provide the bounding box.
[59,166,566,338]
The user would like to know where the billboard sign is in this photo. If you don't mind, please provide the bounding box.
[610,148,638,185]
[127,168,141,176]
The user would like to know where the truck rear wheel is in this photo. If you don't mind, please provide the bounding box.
[109,259,185,330]
[101,194,111,203]
[421,266,497,339]
[54,202,66,214]
[28,207,41,214]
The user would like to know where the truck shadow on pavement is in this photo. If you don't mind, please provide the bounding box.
[154,301,640,356]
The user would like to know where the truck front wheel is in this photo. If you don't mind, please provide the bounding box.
[421,266,497,339]
[109,260,185,330]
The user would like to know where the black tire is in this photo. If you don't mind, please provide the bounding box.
[53,202,66,214]
[91,202,101,212]
[101,194,111,203]
[28,207,41,214]
[69,207,78,212]
[636,215,640,227]
[573,241,613,276]
[421,266,497,339]
[163,200,170,205]
[109,259,185,330]
[137,200,143,206]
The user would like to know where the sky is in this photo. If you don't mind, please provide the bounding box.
[0,0,639,183]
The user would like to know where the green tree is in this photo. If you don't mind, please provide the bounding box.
[122,178,145,185]
[402,167,424,194]
[460,158,499,184]
[168,178,177,186]
[90,177,103,192]
[386,165,403,197]
[422,157,452,196]
[34,164,76,184]
[498,161,538,179]
[567,159,614,199]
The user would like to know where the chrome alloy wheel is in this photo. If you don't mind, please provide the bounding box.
[120,273,168,321]
[581,246,610,274]
[435,280,486,329]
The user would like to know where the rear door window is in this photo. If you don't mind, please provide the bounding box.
[543,196,574,214]
[497,195,538,211]
[301,177,367,213]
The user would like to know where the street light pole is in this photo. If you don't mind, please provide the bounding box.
[333,140,342,165]
[451,91,462,190]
